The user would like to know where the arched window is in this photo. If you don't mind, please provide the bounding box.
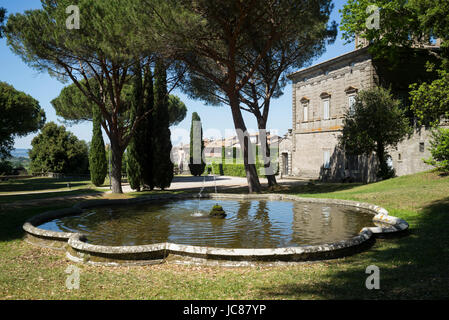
[300,97,310,122]
[345,86,358,114]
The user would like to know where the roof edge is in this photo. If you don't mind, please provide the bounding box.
[287,47,370,80]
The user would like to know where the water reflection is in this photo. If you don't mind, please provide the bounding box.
[291,202,372,245]
[39,199,375,248]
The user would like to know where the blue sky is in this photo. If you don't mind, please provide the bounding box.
[0,0,353,149]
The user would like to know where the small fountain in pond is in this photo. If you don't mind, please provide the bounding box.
[192,163,221,218]
[209,204,226,218]
[192,174,206,216]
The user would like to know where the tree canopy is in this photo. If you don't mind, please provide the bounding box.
[0,7,6,38]
[51,81,187,126]
[29,122,89,174]
[340,0,449,126]
[341,0,448,53]
[410,68,449,126]
[0,81,46,159]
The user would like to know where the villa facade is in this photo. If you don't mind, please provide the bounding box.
[281,44,443,182]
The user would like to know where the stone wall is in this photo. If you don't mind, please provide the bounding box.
[279,132,293,176]
[388,127,445,176]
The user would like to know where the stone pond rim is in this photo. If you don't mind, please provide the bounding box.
[22,193,409,267]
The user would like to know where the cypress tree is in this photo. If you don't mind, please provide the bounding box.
[126,63,144,191]
[151,58,173,189]
[188,112,206,176]
[141,64,154,189]
[126,62,155,191]
[89,105,107,186]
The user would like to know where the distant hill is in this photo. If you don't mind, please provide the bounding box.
[10,148,30,158]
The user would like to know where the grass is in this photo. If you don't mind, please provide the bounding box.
[0,177,93,193]
[0,177,109,205]
[0,171,448,299]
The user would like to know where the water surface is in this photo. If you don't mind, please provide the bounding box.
[39,199,375,248]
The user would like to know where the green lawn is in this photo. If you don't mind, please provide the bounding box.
[0,177,92,193]
[0,171,448,299]
[0,177,107,205]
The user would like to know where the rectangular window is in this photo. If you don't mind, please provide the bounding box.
[323,99,330,120]
[348,95,356,114]
[303,103,308,122]
[419,142,425,152]
[323,150,331,169]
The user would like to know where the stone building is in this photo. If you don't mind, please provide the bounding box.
[282,44,443,182]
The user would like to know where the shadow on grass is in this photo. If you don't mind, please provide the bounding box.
[0,189,104,242]
[257,197,449,299]
[276,181,363,195]
[0,204,72,242]
[0,177,90,193]
[0,188,102,204]
[167,180,364,195]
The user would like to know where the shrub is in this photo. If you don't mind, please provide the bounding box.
[89,105,107,186]
[0,160,13,175]
[188,112,206,176]
[206,161,278,178]
[424,128,449,173]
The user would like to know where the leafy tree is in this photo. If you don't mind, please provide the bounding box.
[181,6,336,186]
[340,0,449,126]
[424,128,449,173]
[5,0,159,193]
[151,58,173,189]
[89,105,107,186]
[339,87,412,180]
[410,68,449,126]
[229,9,336,186]
[0,81,46,159]
[0,7,6,38]
[29,122,89,174]
[137,0,333,193]
[51,80,186,126]
[188,112,205,176]
[0,160,13,175]
[168,95,187,126]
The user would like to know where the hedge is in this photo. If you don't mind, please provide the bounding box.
[206,162,278,178]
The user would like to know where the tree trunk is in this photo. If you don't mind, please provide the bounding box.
[257,120,278,187]
[110,137,123,193]
[229,93,261,193]
[376,142,388,181]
